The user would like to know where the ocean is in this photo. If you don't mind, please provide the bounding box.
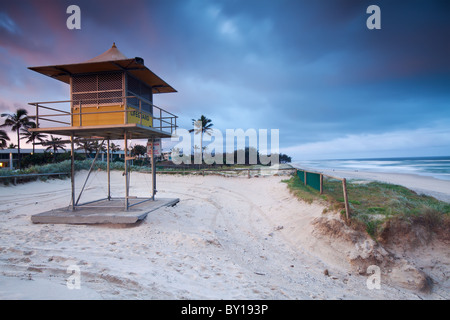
[293,156,450,181]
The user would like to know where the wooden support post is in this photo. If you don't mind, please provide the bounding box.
[151,137,156,200]
[320,174,323,195]
[35,104,39,127]
[79,101,82,126]
[342,178,350,220]
[107,139,111,200]
[70,134,75,211]
[75,140,104,206]
[304,171,307,186]
[248,168,250,179]
[139,100,142,125]
[124,132,129,210]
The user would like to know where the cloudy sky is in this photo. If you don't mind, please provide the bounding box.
[0,0,449,160]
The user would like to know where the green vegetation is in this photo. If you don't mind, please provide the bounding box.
[282,173,325,204]
[1,159,292,185]
[279,153,291,164]
[283,173,450,239]
[19,152,85,168]
[0,159,150,185]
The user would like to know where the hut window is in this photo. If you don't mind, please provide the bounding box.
[126,75,152,114]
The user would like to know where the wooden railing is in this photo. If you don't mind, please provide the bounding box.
[28,96,178,134]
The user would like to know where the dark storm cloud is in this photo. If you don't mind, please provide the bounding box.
[0,0,449,158]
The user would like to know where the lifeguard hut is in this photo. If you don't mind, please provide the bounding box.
[28,44,179,223]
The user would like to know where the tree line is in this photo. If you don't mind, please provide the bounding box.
[0,108,124,169]
[184,115,291,165]
[1,110,291,169]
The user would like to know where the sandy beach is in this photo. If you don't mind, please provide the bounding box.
[0,170,448,300]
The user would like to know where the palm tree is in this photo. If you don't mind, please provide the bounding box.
[0,129,9,149]
[109,142,121,161]
[20,123,47,153]
[91,140,106,151]
[189,115,213,163]
[86,140,107,161]
[44,135,66,162]
[91,140,106,160]
[1,108,33,169]
[76,138,95,158]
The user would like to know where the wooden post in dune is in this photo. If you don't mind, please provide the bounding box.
[342,178,350,220]
[320,174,323,194]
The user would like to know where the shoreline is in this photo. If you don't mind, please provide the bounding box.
[291,165,450,203]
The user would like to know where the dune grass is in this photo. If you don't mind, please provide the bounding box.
[283,174,450,238]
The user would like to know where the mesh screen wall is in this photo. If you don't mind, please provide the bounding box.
[126,74,152,114]
[72,72,123,106]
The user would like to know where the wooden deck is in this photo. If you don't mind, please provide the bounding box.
[29,123,173,139]
[31,198,179,224]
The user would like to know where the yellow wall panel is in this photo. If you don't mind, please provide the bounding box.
[127,108,153,127]
[72,105,124,126]
[71,105,153,127]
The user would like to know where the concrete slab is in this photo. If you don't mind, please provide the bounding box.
[31,198,179,224]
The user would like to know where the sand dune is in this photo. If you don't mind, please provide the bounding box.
[0,171,447,299]
[293,165,450,203]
